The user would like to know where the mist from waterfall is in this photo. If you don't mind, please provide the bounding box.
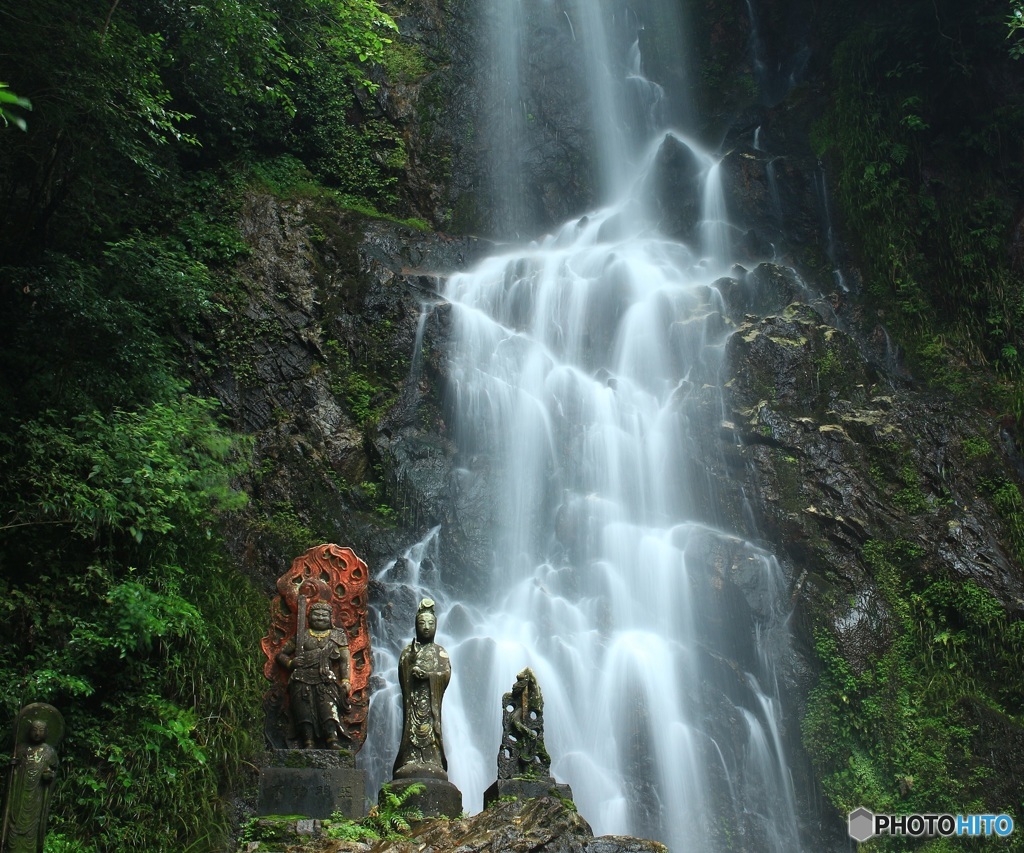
[362,2,804,849]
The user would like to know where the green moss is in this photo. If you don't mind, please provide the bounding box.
[324,338,400,429]
[961,436,992,461]
[803,538,1024,838]
[815,9,1024,414]
[254,500,320,557]
[816,345,843,383]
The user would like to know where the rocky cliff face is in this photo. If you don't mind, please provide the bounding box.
[199,191,481,595]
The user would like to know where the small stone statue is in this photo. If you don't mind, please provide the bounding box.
[483,669,572,809]
[276,601,351,749]
[497,667,550,779]
[261,544,373,752]
[393,598,451,780]
[2,703,64,853]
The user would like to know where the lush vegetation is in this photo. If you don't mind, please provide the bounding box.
[238,783,426,849]
[812,0,1024,411]
[0,0,409,849]
[797,2,1024,844]
[803,540,1024,850]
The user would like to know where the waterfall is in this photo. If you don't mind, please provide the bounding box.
[364,2,804,849]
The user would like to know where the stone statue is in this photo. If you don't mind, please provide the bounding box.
[497,667,550,779]
[261,544,373,751]
[1,704,64,853]
[393,598,451,780]
[275,601,351,749]
[483,670,572,809]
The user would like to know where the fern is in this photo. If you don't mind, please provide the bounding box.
[364,783,425,837]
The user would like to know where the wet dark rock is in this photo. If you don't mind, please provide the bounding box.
[714,262,806,318]
[204,193,485,590]
[242,796,665,853]
[721,146,823,261]
[721,294,1024,847]
[643,135,704,244]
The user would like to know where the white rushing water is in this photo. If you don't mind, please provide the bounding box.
[363,2,804,849]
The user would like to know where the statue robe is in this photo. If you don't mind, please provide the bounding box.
[4,741,58,853]
[393,639,450,779]
[279,627,350,746]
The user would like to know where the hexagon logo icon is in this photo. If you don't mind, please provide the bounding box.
[848,807,875,842]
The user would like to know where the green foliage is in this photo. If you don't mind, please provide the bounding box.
[1009,0,1024,58]
[0,383,261,850]
[240,815,310,845]
[324,339,397,428]
[251,500,319,559]
[961,436,993,461]
[0,83,32,131]
[364,782,426,837]
[289,57,406,208]
[3,396,248,542]
[0,0,416,848]
[814,1,1024,409]
[803,538,1024,838]
[324,817,381,842]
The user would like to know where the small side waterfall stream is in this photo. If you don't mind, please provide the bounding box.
[364,2,805,849]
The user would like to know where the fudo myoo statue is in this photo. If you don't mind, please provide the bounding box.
[385,598,462,818]
[275,601,351,749]
[394,598,451,779]
[261,544,372,751]
[1,703,64,853]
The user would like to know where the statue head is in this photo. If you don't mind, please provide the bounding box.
[308,602,333,631]
[27,720,47,744]
[415,598,437,643]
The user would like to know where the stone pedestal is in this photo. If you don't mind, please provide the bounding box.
[483,777,573,809]
[257,750,365,819]
[384,777,463,819]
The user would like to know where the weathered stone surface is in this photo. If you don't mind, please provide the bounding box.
[204,192,493,594]
[484,778,573,809]
[642,134,704,244]
[257,751,365,820]
[238,796,664,853]
[384,777,463,821]
[726,304,1024,614]
[377,796,664,853]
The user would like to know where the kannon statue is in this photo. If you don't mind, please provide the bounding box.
[393,598,451,780]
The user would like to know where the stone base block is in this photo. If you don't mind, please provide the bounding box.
[384,777,463,819]
[483,777,574,809]
[258,750,364,819]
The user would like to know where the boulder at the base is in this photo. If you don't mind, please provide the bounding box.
[245,795,669,853]
[373,796,666,853]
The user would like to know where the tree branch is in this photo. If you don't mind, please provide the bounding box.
[100,0,121,41]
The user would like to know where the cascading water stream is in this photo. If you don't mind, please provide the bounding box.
[363,2,805,850]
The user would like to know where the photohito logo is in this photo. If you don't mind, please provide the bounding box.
[849,807,1015,841]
